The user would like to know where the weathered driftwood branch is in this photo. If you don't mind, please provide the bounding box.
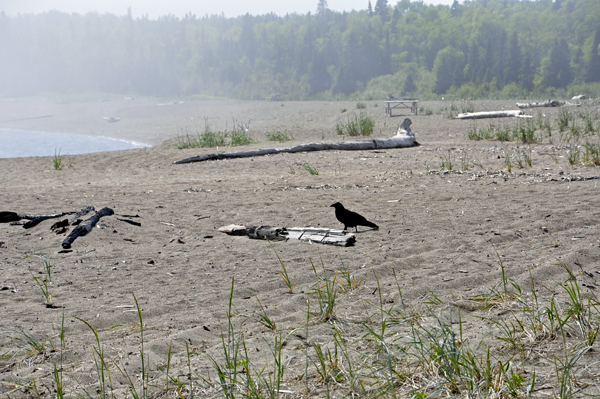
[516,99,563,108]
[516,99,581,109]
[456,110,530,120]
[62,207,114,249]
[218,225,356,246]
[174,118,418,164]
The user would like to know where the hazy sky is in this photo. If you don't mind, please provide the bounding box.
[2,0,457,19]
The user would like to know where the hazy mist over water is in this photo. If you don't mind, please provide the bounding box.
[0,129,150,158]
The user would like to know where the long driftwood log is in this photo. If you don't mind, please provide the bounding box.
[516,99,581,109]
[456,110,530,119]
[62,207,114,249]
[218,225,357,246]
[174,118,418,164]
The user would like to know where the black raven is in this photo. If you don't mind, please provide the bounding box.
[330,202,379,232]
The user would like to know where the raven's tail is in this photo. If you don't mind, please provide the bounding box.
[365,221,379,230]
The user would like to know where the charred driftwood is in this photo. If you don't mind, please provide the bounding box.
[174,118,418,164]
[70,206,95,224]
[218,225,356,246]
[62,207,114,249]
[21,212,75,229]
[0,206,97,228]
[0,211,20,223]
[456,110,529,120]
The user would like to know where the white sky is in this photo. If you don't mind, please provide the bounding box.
[1,0,457,19]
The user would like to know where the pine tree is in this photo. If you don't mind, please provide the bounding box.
[541,38,573,88]
[317,0,329,15]
[519,51,534,91]
[585,29,600,83]
[504,31,521,85]
[368,1,373,17]
[374,0,388,23]
[433,46,465,94]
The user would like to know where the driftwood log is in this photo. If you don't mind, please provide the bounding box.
[174,118,418,164]
[456,110,530,120]
[62,207,114,249]
[516,99,563,108]
[516,99,581,109]
[19,212,75,229]
[218,225,357,246]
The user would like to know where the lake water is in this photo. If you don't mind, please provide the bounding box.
[0,129,150,158]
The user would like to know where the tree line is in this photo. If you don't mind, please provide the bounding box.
[1,0,599,99]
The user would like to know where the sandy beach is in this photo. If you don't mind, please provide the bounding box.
[1,96,600,397]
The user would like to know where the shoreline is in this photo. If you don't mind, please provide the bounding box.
[2,96,600,397]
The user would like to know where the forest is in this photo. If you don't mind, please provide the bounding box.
[1,0,599,100]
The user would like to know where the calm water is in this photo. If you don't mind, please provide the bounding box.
[0,129,150,158]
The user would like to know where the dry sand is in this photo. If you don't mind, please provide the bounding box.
[1,96,600,397]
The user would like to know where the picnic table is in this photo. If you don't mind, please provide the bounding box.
[384,98,419,116]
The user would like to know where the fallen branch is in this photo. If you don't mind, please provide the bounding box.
[174,118,418,164]
[62,207,114,249]
[456,110,530,119]
[218,225,356,246]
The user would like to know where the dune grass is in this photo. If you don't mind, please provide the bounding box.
[336,111,375,137]
[3,253,600,398]
[175,118,254,149]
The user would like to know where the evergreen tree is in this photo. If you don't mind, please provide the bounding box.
[504,31,521,85]
[308,51,331,94]
[519,52,534,91]
[403,73,416,94]
[317,0,329,15]
[585,28,600,83]
[451,0,460,17]
[240,14,256,65]
[541,38,573,88]
[374,0,388,23]
[368,1,373,17]
[433,46,465,94]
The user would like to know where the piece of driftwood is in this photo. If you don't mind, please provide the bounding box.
[516,100,563,109]
[118,218,142,227]
[174,118,418,164]
[516,99,580,109]
[70,206,95,224]
[456,110,530,119]
[62,207,114,249]
[0,211,20,223]
[218,225,356,246]
[21,212,76,229]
